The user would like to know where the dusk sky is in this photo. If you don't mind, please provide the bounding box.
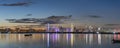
[0,0,120,26]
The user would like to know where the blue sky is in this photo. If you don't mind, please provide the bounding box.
[0,0,120,26]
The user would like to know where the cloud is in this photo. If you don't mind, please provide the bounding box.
[6,18,63,24]
[40,21,63,24]
[6,15,72,24]
[0,1,32,6]
[86,15,102,18]
[104,24,120,26]
[26,14,32,16]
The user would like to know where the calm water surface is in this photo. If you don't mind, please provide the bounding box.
[0,34,120,48]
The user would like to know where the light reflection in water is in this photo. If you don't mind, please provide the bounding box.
[42,34,44,40]
[113,34,120,40]
[55,34,59,41]
[0,34,118,48]
[70,34,74,46]
[86,34,88,44]
[98,34,101,45]
[47,33,50,48]
[6,34,9,40]
[114,34,117,39]
[66,34,69,44]
[18,34,21,41]
[89,34,93,45]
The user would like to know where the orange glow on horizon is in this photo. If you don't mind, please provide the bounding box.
[0,22,40,26]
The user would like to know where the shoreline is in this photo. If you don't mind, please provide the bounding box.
[0,32,120,34]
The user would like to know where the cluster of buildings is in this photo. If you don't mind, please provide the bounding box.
[0,25,46,32]
[0,24,120,32]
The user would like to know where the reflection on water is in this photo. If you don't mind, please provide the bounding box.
[98,34,101,45]
[0,34,120,48]
[47,34,49,48]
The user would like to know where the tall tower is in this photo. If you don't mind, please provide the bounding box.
[71,23,74,32]
[98,27,101,32]
[46,23,50,32]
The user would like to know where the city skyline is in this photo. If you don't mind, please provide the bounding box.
[0,0,120,27]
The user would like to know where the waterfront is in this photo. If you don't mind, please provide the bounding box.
[0,33,119,48]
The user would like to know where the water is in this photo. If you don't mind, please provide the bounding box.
[0,34,119,48]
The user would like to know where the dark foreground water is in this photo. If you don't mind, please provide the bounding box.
[0,34,120,48]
